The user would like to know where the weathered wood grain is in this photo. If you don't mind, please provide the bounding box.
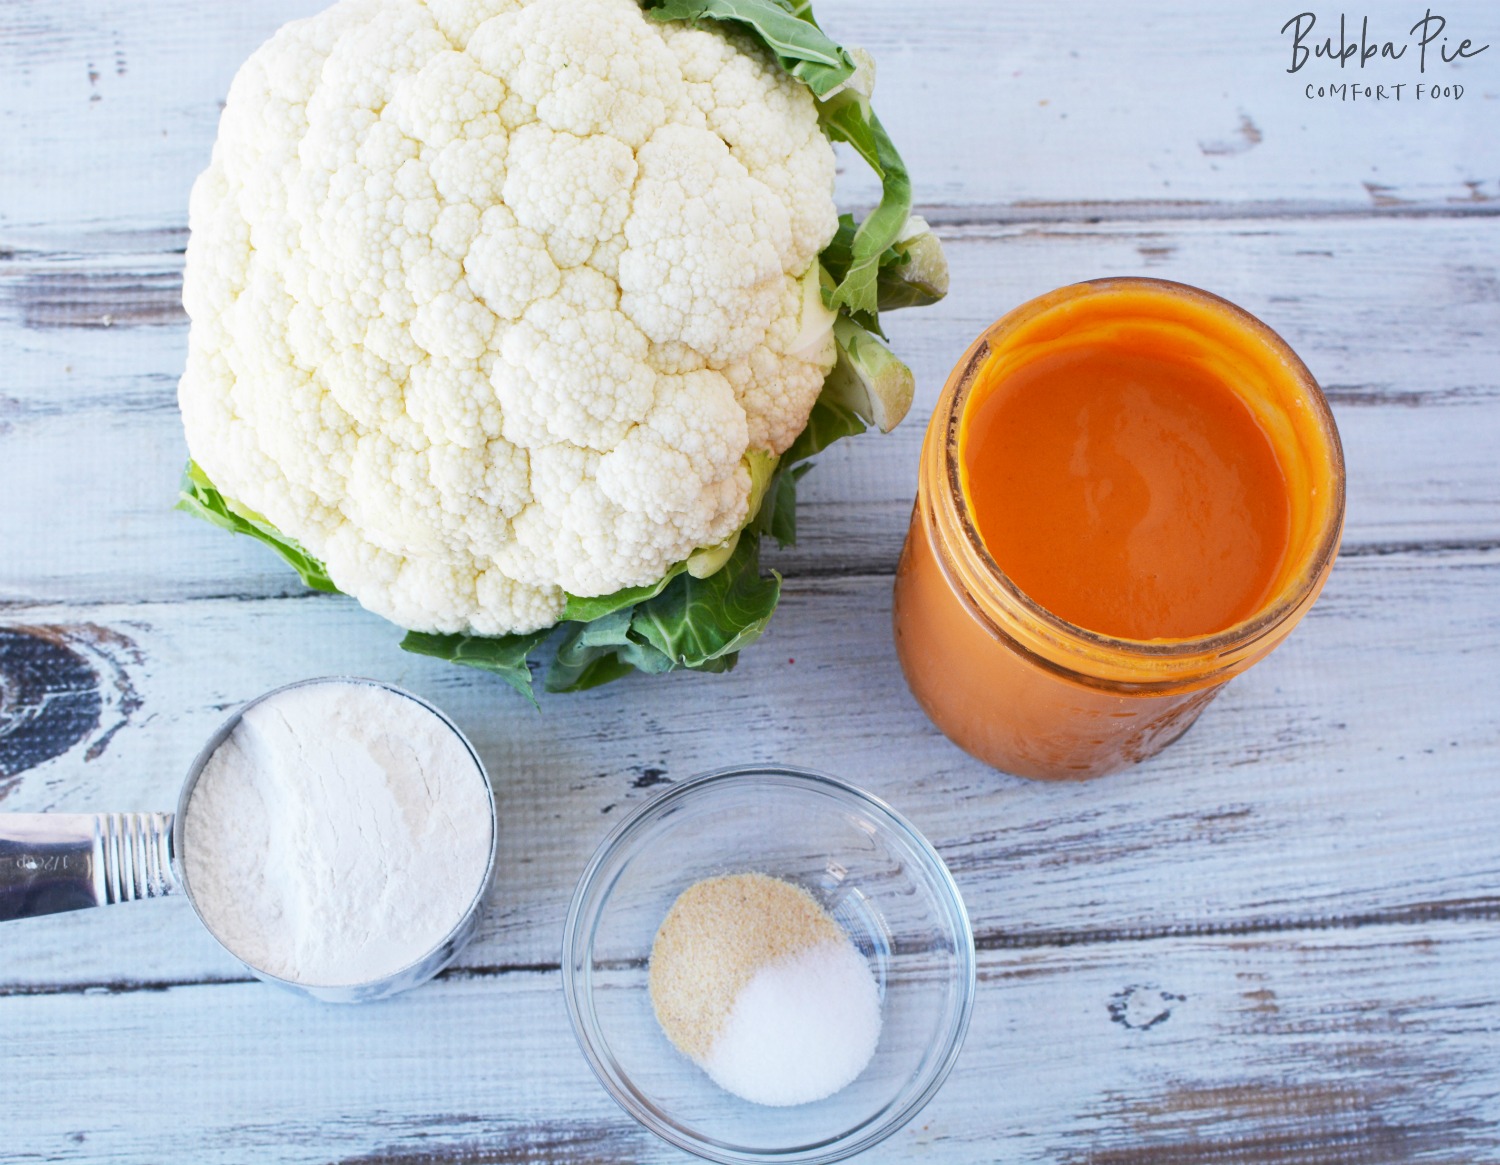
[0,625,128,801]
[1,0,1497,248]
[2,545,1496,991]
[3,1,1498,1161]
[0,262,183,331]
[1,214,1497,607]
[5,921,1499,1163]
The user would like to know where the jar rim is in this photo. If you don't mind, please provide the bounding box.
[932,276,1347,679]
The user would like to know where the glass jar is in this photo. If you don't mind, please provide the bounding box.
[892,278,1345,780]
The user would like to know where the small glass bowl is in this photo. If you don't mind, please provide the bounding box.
[562,765,975,1164]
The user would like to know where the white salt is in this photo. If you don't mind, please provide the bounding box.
[703,939,882,1107]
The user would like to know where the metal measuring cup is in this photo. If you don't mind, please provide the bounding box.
[0,677,499,1003]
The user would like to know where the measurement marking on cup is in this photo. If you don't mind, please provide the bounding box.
[1,854,75,872]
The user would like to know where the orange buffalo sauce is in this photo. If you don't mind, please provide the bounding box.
[892,279,1344,781]
[961,324,1292,641]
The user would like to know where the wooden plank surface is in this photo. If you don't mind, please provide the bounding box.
[2,0,1497,244]
[2,544,1499,987]
[2,0,1498,1161]
[5,923,1500,1163]
[3,215,1499,603]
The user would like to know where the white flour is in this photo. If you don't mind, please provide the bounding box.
[183,681,493,987]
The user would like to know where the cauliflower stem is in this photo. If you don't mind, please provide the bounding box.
[403,520,777,703]
[177,0,948,702]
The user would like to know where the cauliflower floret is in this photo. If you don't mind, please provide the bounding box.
[662,22,837,266]
[178,0,839,636]
[618,123,793,366]
[495,266,656,451]
[596,370,749,520]
[723,274,839,454]
[469,0,688,149]
[502,124,637,268]
[464,205,561,320]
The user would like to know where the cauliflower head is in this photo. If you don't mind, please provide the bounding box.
[179,0,840,636]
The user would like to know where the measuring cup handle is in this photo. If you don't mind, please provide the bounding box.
[0,813,177,922]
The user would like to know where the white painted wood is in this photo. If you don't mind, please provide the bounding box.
[5,922,1498,1163]
[3,546,1497,991]
[2,0,1497,248]
[2,0,1498,1161]
[2,215,1497,605]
